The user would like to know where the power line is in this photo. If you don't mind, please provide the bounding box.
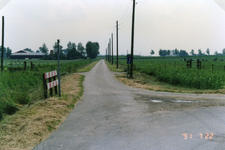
[137,0,149,4]
[6,18,117,23]
[119,15,131,29]
[119,0,132,25]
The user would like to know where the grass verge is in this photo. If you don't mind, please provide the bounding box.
[77,60,99,72]
[105,61,125,72]
[0,74,85,150]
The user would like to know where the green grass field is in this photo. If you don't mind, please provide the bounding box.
[108,55,225,90]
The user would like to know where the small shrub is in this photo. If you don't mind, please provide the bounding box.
[4,101,19,115]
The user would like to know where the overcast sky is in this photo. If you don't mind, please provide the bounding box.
[0,0,225,56]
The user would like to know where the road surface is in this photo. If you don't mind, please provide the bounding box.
[34,60,225,150]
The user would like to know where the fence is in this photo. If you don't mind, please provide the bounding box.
[8,61,35,70]
[186,59,201,69]
[43,70,58,98]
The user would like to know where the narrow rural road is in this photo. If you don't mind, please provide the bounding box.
[34,60,225,150]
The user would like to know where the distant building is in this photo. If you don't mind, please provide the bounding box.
[10,50,45,59]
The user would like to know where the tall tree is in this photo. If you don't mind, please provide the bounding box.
[53,42,64,59]
[66,42,76,55]
[67,42,76,50]
[190,49,195,55]
[24,48,34,53]
[150,49,154,55]
[77,42,85,55]
[159,49,162,56]
[206,48,210,55]
[86,41,100,59]
[39,43,48,55]
[198,49,202,55]
[167,50,171,56]
[6,47,12,58]
[67,48,83,59]
[215,51,218,55]
[179,50,189,56]
[223,48,225,55]
[174,48,179,55]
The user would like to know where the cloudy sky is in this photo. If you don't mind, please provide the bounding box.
[0,0,225,56]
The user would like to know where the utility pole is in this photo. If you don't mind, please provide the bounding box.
[57,39,61,97]
[108,42,110,62]
[1,16,4,72]
[108,38,112,62]
[111,33,113,65]
[107,43,109,62]
[116,20,119,68]
[105,48,107,61]
[130,0,136,78]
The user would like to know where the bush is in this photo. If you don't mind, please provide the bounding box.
[4,101,19,115]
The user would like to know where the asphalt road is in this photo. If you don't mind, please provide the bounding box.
[33,60,225,150]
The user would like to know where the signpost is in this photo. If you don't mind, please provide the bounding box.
[127,55,132,78]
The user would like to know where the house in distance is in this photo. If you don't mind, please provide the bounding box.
[10,50,45,59]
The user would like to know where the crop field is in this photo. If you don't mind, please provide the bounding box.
[0,59,98,121]
[111,55,225,90]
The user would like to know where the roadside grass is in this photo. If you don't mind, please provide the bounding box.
[77,60,99,72]
[105,61,124,72]
[106,61,225,94]
[0,59,97,121]
[0,74,85,150]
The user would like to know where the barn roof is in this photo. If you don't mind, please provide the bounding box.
[11,50,45,56]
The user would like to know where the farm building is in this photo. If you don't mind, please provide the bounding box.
[10,50,45,59]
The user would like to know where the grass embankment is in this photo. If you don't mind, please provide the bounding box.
[0,59,98,149]
[105,57,225,94]
[0,74,84,150]
[0,59,97,121]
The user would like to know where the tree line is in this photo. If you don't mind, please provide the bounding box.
[0,47,12,58]
[150,48,225,57]
[1,41,100,60]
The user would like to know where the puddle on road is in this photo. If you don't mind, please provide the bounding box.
[172,100,193,103]
[150,99,194,103]
[151,100,163,103]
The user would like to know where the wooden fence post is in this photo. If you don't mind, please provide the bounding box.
[53,76,57,95]
[212,64,214,73]
[31,62,33,70]
[48,77,53,97]
[24,61,26,71]
[43,74,47,98]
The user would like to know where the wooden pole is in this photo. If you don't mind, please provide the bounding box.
[43,74,47,98]
[130,0,136,78]
[116,21,119,68]
[111,33,113,65]
[57,39,61,97]
[1,16,4,71]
